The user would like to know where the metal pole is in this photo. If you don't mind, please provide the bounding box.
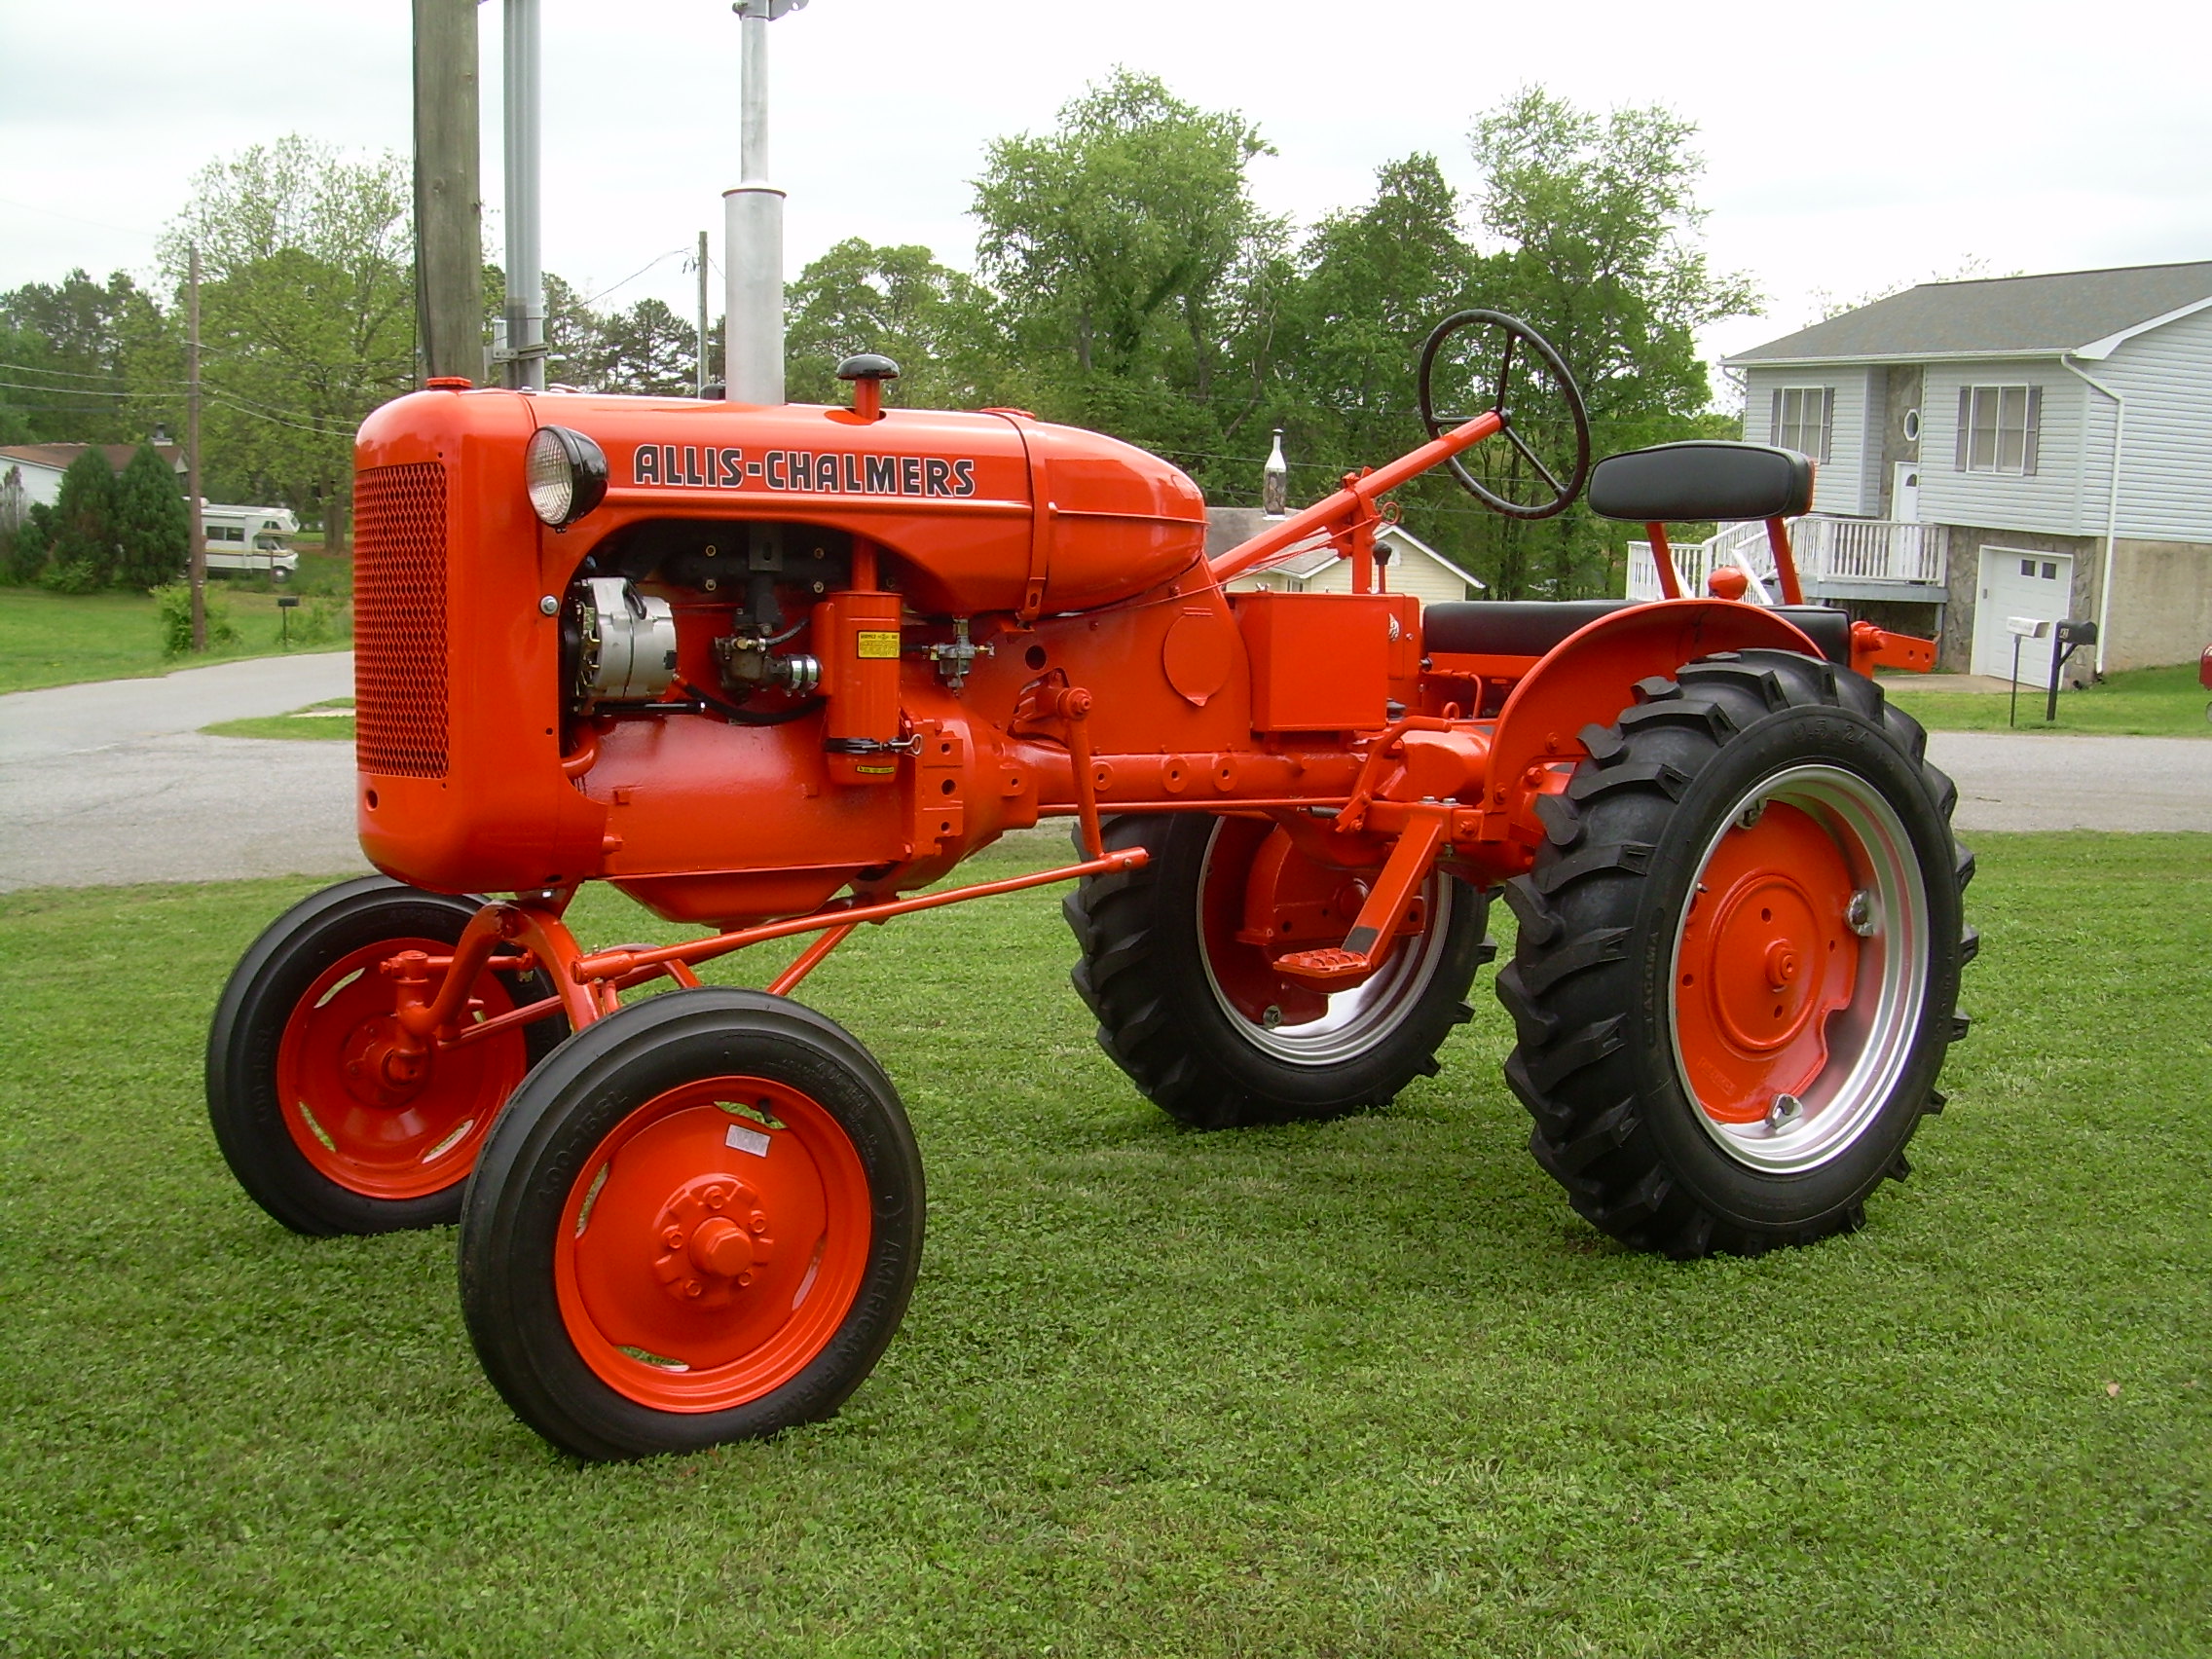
[412,0,483,382]
[187,244,205,652]
[696,229,710,397]
[502,0,544,390]
[724,1,799,406]
[2009,636,2021,728]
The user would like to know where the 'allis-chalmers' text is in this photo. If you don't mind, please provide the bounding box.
[632,444,977,498]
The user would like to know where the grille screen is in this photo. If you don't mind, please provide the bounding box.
[353,462,449,779]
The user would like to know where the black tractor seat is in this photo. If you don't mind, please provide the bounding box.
[1423,599,1851,667]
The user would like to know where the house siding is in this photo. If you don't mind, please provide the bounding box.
[1917,359,2090,535]
[2093,304,2212,543]
[1745,365,1877,515]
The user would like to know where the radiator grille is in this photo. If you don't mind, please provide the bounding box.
[353,462,449,779]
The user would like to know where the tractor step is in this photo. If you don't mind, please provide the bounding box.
[1272,946,1375,989]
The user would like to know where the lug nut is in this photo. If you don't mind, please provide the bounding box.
[1261,1006,1283,1029]
[1846,891,1878,937]
[1736,800,1766,830]
[663,1227,684,1249]
[750,1212,769,1234]
[1767,1093,1803,1130]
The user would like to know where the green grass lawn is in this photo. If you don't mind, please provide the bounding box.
[202,698,356,742]
[1885,662,2210,737]
[0,832,2206,1657]
[0,569,351,695]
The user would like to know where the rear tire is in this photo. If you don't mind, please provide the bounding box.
[458,988,924,1461]
[1497,650,1974,1257]
[1064,815,1493,1128]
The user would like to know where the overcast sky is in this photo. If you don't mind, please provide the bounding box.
[5,0,2208,392]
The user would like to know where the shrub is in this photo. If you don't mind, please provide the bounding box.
[40,557,107,595]
[153,581,240,657]
[293,597,350,646]
[4,501,54,585]
[113,444,190,590]
[53,449,121,588]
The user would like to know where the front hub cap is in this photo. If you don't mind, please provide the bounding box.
[556,1079,872,1413]
[1669,765,1932,1174]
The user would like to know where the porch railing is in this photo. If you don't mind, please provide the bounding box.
[1627,518,1947,602]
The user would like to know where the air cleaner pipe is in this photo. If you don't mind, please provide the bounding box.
[725,1,806,405]
[501,0,545,391]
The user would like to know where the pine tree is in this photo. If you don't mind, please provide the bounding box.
[48,447,120,590]
[112,442,190,590]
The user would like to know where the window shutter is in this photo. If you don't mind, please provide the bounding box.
[1955,387,1972,470]
[2023,386,2042,475]
[1770,387,1783,447]
[1820,387,1834,462]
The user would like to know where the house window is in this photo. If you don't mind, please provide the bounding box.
[1770,387,1832,461]
[1954,385,2042,475]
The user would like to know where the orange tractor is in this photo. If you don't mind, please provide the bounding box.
[207,313,1973,1460]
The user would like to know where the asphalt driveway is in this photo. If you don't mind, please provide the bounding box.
[0,657,2204,892]
[0,653,365,892]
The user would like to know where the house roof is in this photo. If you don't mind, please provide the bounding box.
[1726,260,2212,366]
[0,442,185,473]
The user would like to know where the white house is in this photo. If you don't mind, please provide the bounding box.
[0,441,188,510]
[1206,507,1484,607]
[1706,260,2212,685]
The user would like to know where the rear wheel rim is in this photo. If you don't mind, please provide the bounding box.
[275,938,532,1199]
[1668,764,1931,1173]
[1195,818,1456,1066]
[554,1077,872,1414]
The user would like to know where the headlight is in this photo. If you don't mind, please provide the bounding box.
[525,424,608,527]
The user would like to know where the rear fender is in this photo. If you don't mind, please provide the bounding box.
[1485,599,1827,821]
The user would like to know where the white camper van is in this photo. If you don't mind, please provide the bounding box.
[199,502,300,579]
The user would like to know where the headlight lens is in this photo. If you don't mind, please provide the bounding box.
[526,424,608,527]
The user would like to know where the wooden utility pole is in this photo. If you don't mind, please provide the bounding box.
[413,0,484,381]
[187,244,206,652]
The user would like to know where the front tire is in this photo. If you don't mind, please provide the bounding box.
[1497,650,1975,1257]
[458,988,924,1461]
[1065,814,1493,1128]
[205,877,567,1235]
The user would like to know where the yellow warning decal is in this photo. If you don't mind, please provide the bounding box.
[855,763,897,776]
[856,631,901,659]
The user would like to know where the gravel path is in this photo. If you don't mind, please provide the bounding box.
[0,657,2202,892]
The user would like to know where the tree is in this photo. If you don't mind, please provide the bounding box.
[113,442,190,590]
[48,447,120,590]
[589,297,696,395]
[972,69,1286,488]
[160,136,416,551]
[0,271,168,444]
[1258,154,1486,550]
[1463,88,1760,596]
[785,239,1002,409]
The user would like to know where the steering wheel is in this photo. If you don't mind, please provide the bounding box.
[1417,310,1591,520]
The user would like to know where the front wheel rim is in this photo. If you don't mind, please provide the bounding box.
[1195,819,1456,1066]
[554,1077,872,1414]
[1668,764,1932,1174]
[275,938,532,1199]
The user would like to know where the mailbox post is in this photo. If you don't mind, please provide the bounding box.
[2007,616,2050,728]
[2046,620,2097,723]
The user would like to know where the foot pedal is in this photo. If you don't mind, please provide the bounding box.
[1273,946,1374,990]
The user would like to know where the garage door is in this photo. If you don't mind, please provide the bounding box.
[1970,546,2074,687]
